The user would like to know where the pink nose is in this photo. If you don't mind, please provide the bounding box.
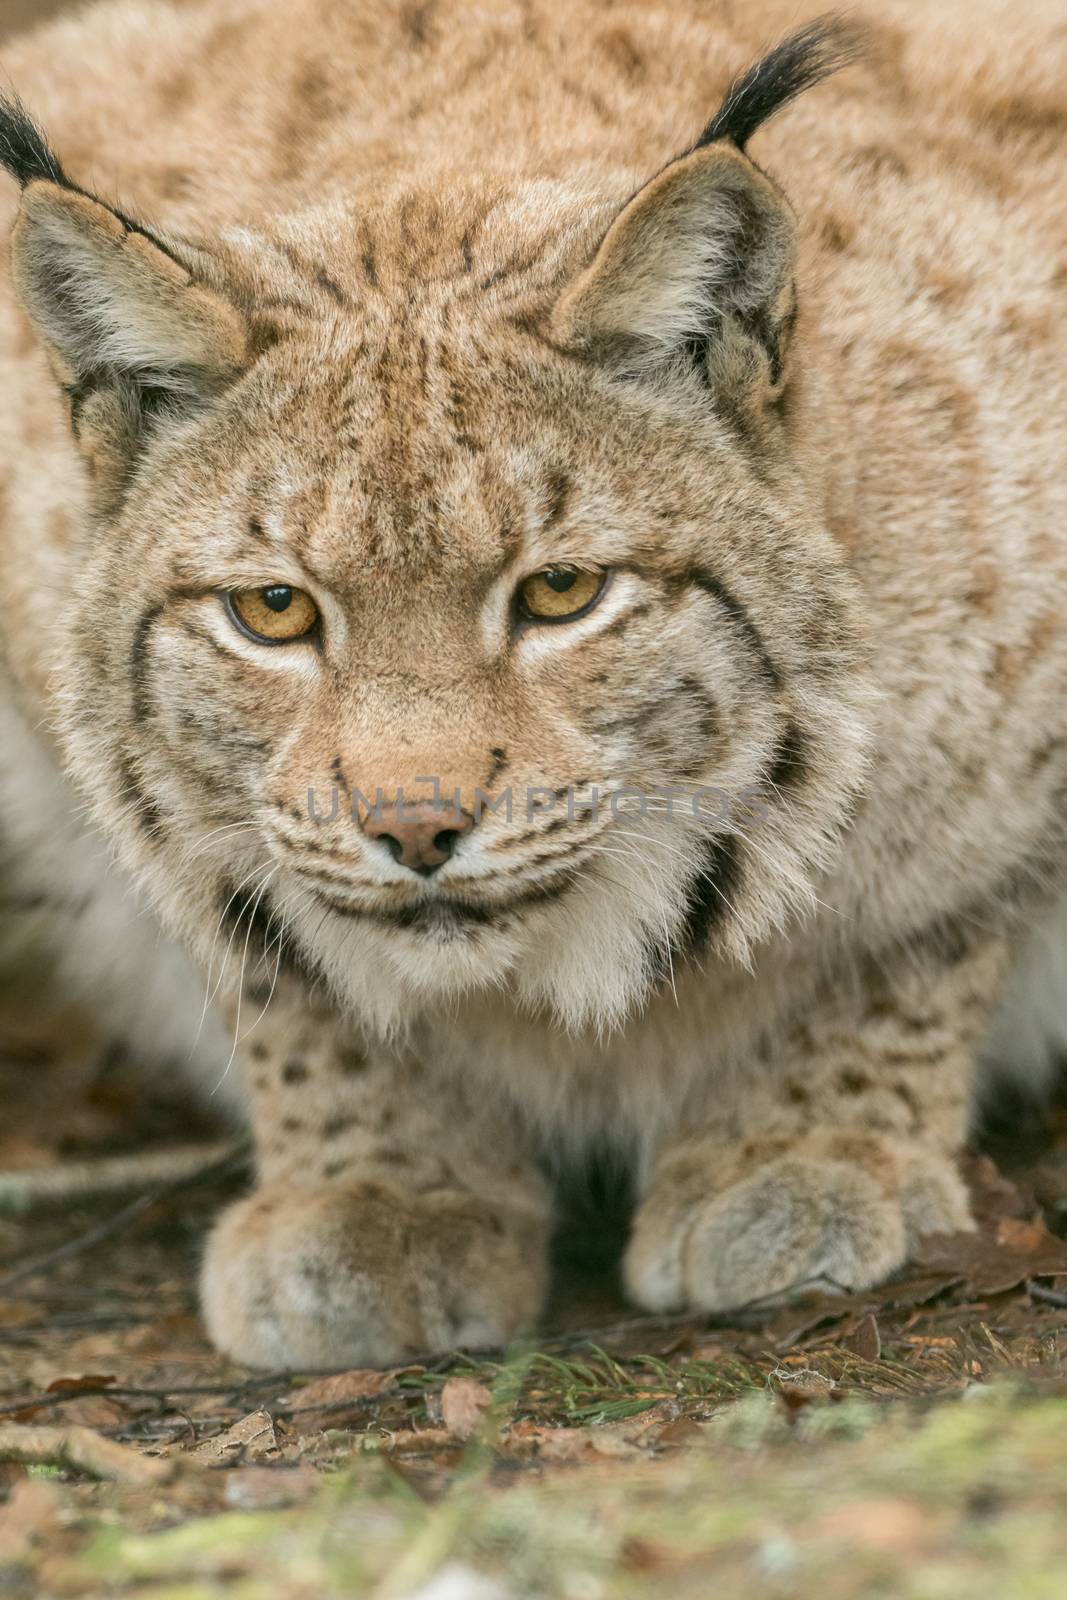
[363,802,474,876]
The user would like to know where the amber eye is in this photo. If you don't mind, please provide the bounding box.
[227,584,319,644]
[517,567,606,622]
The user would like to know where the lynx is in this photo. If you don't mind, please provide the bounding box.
[1,0,1065,1366]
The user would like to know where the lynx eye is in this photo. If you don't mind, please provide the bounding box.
[226,584,319,644]
[517,567,606,622]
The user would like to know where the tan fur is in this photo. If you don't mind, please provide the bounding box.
[0,0,1065,1366]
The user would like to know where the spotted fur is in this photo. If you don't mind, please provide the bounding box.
[0,0,1065,1366]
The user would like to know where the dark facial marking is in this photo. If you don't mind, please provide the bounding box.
[117,753,166,840]
[219,882,325,989]
[679,833,744,958]
[541,467,573,529]
[596,601,651,641]
[314,266,350,307]
[685,569,782,691]
[130,604,164,724]
[486,746,509,785]
[766,718,808,791]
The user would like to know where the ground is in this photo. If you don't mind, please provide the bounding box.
[3,985,1067,1598]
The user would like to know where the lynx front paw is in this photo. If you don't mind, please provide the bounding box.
[201,1180,550,1368]
[624,1132,971,1314]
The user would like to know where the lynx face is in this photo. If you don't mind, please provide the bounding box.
[2,33,871,1034]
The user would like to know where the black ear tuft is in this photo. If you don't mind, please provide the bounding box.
[695,15,864,154]
[0,90,180,255]
[0,92,67,188]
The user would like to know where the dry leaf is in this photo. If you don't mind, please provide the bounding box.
[916,1217,1067,1295]
[51,1395,129,1430]
[995,1217,1050,1252]
[440,1377,492,1441]
[962,1153,1031,1227]
[44,1374,116,1393]
[650,1417,706,1449]
[844,1313,882,1362]
[190,1410,278,1463]
[286,1367,403,1433]
[775,1367,836,1398]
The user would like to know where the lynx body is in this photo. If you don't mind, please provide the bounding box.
[0,0,1065,1364]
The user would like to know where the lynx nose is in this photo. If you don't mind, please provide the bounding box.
[364,802,475,876]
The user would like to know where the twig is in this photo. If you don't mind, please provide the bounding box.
[0,1142,250,1291]
[0,1140,243,1215]
[0,1376,294,1420]
[1027,1279,1067,1310]
[0,1423,173,1484]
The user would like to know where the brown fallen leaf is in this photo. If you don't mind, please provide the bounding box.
[649,1417,706,1449]
[775,1367,836,1398]
[190,1410,278,1464]
[916,1217,1067,1295]
[440,1377,492,1442]
[11,1373,127,1429]
[285,1367,404,1432]
[996,1217,1050,1253]
[120,1314,206,1357]
[843,1312,882,1362]
[45,1373,117,1394]
[961,1153,1032,1229]
[49,1395,130,1431]
[767,1295,857,1350]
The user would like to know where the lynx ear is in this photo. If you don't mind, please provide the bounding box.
[0,96,248,497]
[554,145,798,404]
[552,19,860,415]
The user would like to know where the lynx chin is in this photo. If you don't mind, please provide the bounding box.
[1,0,1065,1368]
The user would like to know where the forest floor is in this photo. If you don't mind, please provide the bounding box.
[3,1001,1067,1597]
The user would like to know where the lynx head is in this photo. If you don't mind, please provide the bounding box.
[1,19,870,1035]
